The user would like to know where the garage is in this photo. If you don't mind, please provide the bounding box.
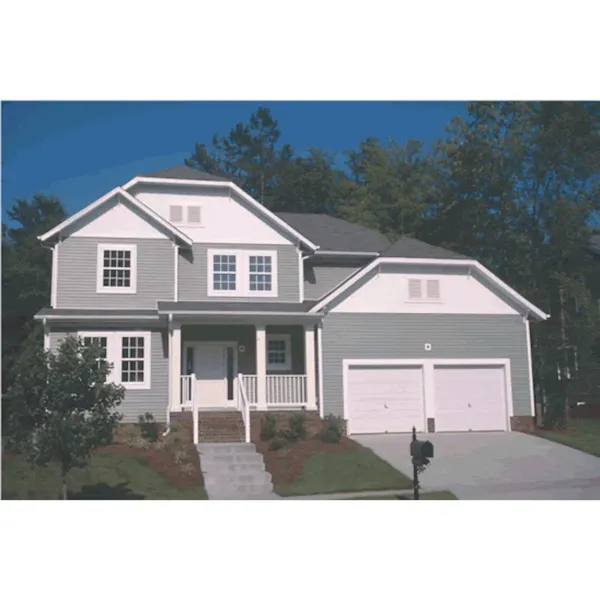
[346,365,425,434]
[434,365,508,432]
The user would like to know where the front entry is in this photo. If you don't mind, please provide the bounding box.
[185,342,237,408]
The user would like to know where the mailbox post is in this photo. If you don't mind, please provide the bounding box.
[409,426,434,500]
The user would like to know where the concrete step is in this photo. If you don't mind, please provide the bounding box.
[203,471,272,488]
[199,452,265,467]
[198,443,256,455]
[208,481,274,497]
[209,492,280,500]
[204,461,266,474]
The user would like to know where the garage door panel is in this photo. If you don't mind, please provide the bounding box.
[347,366,425,434]
[434,365,507,432]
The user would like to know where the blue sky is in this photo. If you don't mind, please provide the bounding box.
[2,101,465,222]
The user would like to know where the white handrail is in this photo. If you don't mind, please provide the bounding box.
[237,373,251,443]
[191,372,198,445]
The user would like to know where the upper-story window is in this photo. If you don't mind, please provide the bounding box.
[96,244,137,294]
[212,254,237,292]
[407,278,441,302]
[208,249,277,297]
[249,255,273,292]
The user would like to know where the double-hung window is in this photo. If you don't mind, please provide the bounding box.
[77,331,151,389]
[97,244,137,294]
[208,249,277,297]
[266,334,291,372]
[212,253,238,292]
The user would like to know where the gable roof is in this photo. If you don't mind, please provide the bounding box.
[275,213,390,253]
[143,165,230,182]
[37,187,193,246]
[380,237,470,260]
[310,254,550,321]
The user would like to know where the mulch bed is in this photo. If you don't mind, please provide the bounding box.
[254,435,360,486]
[94,424,204,489]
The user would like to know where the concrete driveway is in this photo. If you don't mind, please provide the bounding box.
[353,432,600,499]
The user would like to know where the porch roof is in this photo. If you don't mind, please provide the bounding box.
[34,308,160,322]
[157,301,319,316]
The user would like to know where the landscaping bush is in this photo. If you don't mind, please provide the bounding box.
[269,435,288,451]
[289,413,308,441]
[318,414,344,444]
[260,414,277,441]
[138,413,160,443]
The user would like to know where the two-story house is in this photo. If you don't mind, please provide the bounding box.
[35,165,549,438]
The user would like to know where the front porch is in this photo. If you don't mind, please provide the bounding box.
[169,323,319,415]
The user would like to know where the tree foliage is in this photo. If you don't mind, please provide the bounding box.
[2,195,67,393]
[4,336,124,499]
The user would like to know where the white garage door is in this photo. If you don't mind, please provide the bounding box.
[434,365,508,432]
[347,365,425,434]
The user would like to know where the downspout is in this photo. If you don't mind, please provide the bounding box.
[162,313,173,437]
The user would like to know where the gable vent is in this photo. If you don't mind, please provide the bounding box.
[169,205,183,223]
[408,279,422,299]
[187,206,202,224]
[426,279,441,299]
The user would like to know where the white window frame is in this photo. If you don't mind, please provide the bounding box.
[77,331,151,390]
[208,250,240,297]
[405,278,442,303]
[96,243,138,294]
[247,250,278,297]
[266,333,292,372]
[207,249,278,298]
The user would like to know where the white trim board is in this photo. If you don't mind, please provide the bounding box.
[122,176,318,251]
[311,257,550,321]
[38,187,193,247]
[341,358,514,435]
[524,318,536,418]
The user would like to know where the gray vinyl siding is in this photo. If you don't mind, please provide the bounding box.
[321,314,531,419]
[56,237,174,309]
[181,324,305,375]
[48,327,169,424]
[304,264,361,300]
[178,243,299,302]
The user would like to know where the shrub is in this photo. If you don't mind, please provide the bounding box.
[174,448,189,465]
[289,413,307,441]
[138,413,160,443]
[260,414,278,441]
[269,435,288,451]
[318,414,344,444]
[180,462,195,476]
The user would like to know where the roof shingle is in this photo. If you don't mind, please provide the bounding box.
[143,165,230,182]
[274,212,390,253]
[380,237,470,260]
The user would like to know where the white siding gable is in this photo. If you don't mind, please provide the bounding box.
[67,198,169,240]
[133,185,294,246]
[331,265,521,315]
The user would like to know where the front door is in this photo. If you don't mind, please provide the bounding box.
[192,343,237,408]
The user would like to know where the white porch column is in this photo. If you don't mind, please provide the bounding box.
[256,324,267,410]
[169,320,182,412]
[304,324,317,410]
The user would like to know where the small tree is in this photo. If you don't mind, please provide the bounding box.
[4,335,125,499]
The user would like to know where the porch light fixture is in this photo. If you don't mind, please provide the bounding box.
[424,343,432,351]
[239,345,246,353]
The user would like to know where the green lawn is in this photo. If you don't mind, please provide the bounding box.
[532,419,600,458]
[2,453,208,500]
[346,491,457,500]
[275,447,412,497]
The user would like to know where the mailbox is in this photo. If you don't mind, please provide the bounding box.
[410,439,434,460]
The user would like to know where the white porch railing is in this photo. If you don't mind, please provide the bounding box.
[236,374,251,443]
[240,374,307,407]
[180,374,194,406]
